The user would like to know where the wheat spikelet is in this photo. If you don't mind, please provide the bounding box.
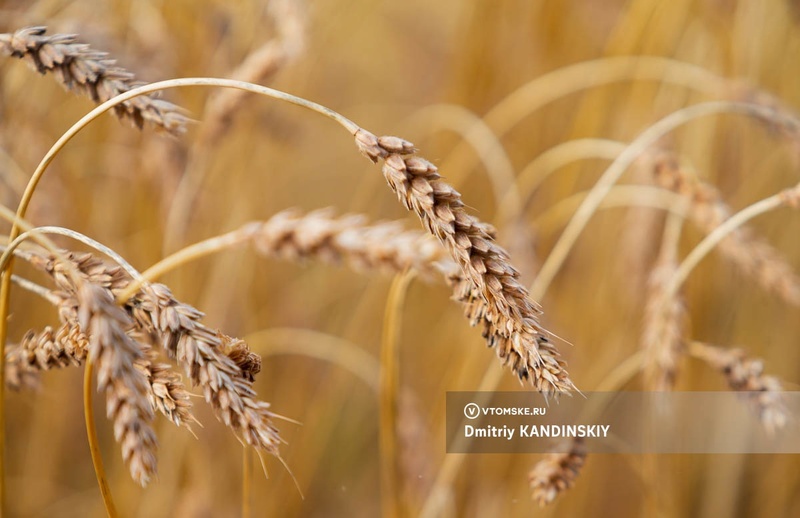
[690,341,787,434]
[653,154,800,306]
[0,26,189,135]
[354,130,574,395]
[4,324,86,390]
[727,82,800,152]
[130,283,281,454]
[529,438,586,507]
[77,282,158,486]
[133,335,197,432]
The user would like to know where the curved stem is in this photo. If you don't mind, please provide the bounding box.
[0,80,364,506]
[530,101,785,299]
[662,193,785,306]
[117,224,257,303]
[84,357,119,518]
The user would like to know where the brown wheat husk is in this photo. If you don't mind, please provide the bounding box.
[354,130,574,396]
[0,26,190,135]
[529,438,586,507]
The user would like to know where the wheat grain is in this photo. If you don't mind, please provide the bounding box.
[354,130,574,395]
[0,26,189,135]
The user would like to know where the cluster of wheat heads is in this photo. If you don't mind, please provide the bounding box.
[0,25,575,514]
[3,22,800,516]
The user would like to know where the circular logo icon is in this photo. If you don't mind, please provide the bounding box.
[463,402,481,420]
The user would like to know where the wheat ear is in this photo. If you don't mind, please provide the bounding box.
[26,249,281,455]
[354,131,574,395]
[641,215,687,391]
[652,153,800,306]
[77,283,158,486]
[529,438,586,507]
[0,26,189,135]
[689,341,787,434]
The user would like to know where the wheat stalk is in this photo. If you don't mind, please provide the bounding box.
[0,26,189,135]
[354,131,574,395]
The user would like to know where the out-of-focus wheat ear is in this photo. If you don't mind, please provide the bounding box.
[641,216,687,392]
[250,208,449,279]
[0,26,190,135]
[726,82,800,153]
[689,341,788,434]
[652,153,800,306]
[354,130,574,397]
[199,0,306,144]
[77,283,158,486]
[529,438,586,507]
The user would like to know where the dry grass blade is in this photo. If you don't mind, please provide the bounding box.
[652,153,800,306]
[0,26,190,135]
[354,130,574,396]
[529,438,586,507]
[689,341,788,434]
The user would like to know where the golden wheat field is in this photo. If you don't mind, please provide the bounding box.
[1,0,800,517]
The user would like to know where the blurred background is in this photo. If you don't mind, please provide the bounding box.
[1,0,800,516]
